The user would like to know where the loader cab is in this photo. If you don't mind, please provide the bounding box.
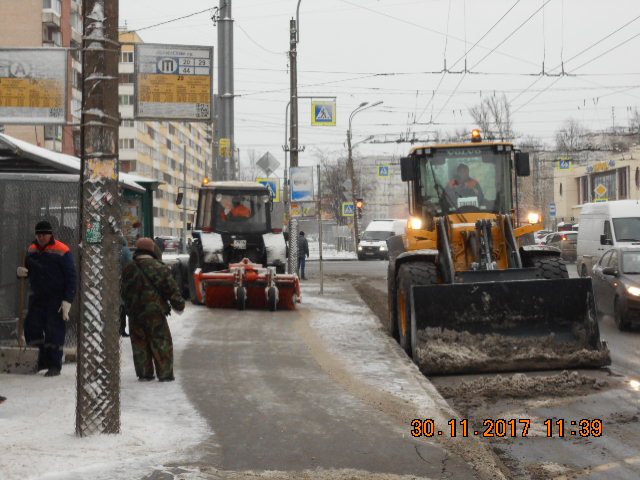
[196,184,273,235]
[401,140,530,226]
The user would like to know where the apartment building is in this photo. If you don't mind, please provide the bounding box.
[119,31,214,238]
[0,0,82,154]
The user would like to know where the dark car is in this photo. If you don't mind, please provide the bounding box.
[542,231,578,262]
[591,247,640,330]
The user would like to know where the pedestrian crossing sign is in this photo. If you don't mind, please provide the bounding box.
[378,165,390,177]
[311,101,336,126]
[342,202,355,216]
[256,178,280,202]
[557,158,572,170]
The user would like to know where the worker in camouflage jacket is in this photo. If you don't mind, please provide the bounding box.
[121,237,185,382]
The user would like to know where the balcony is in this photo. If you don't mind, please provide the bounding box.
[42,10,61,28]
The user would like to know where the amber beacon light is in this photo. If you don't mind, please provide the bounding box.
[471,129,482,142]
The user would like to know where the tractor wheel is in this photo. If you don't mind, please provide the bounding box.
[523,254,569,280]
[395,262,440,358]
[236,286,247,310]
[188,250,203,305]
[267,287,278,311]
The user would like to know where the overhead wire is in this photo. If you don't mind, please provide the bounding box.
[124,6,216,33]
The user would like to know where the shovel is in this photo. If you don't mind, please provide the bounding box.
[0,255,39,374]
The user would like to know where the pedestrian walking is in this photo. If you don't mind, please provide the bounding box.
[16,220,77,377]
[121,237,185,382]
[297,231,310,280]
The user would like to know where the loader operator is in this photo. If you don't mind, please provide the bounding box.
[443,163,484,209]
[227,196,251,219]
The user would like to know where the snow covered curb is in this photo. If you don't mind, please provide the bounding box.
[300,283,453,420]
[0,307,208,480]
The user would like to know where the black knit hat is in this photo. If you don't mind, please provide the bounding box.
[35,220,53,235]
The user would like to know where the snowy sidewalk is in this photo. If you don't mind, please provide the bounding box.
[0,309,208,480]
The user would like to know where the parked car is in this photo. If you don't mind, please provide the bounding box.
[541,231,578,261]
[576,200,640,278]
[534,230,552,244]
[156,235,181,253]
[591,247,640,330]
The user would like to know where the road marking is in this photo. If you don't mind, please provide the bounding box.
[553,457,640,479]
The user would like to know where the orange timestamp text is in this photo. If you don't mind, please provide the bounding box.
[410,418,603,438]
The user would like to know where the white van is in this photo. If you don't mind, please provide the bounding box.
[358,219,407,260]
[576,200,640,277]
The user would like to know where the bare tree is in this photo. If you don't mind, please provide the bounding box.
[236,149,261,182]
[629,107,640,135]
[555,118,587,152]
[468,93,514,141]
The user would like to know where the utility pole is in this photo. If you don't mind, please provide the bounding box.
[76,0,121,436]
[216,0,235,179]
[347,101,383,243]
[288,17,299,168]
[182,144,187,251]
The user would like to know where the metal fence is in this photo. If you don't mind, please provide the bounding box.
[0,174,80,347]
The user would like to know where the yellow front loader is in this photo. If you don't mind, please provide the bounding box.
[386,131,610,375]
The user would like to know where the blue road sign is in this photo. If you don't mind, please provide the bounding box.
[549,202,556,216]
[256,178,280,202]
[342,202,355,216]
[378,165,390,177]
[558,159,571,170]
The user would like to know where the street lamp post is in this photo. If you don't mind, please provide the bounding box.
[347,100,383,244]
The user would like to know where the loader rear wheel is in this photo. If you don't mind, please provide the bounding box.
[396,262,439,357]
[236,287,247,310]
[524,254,569,279]
[188,251,204,305]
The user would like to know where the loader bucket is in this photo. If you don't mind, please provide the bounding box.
[410,278,611,375]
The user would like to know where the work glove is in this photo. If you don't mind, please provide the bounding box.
[59,301,72,322]
[16,266,29,278]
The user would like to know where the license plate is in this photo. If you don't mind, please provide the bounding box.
[233,240,246,249]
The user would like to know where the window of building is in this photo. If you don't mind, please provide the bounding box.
[119,138,135,150]
[119,73,134,84]
[592,171,616,201]
[71,11,82,32]
[618,167,629,200]
[44,125,62,141]
[579,176,590,204]
[43,27,62,46]
[121,120,135,128]
[43,0,62,15]
[119,95,133,105]
[120,51,134,63]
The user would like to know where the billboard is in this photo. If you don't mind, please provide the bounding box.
[134,43,213,121]
[0,48,67,125]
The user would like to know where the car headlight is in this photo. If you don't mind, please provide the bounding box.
[357,245,363,251]
[379,245,387,251]
[627,286,640,297]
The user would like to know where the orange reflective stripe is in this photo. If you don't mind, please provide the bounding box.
[44,240,70,256]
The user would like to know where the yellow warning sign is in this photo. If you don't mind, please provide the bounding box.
[138,74,211,104]
[0,78,64,108]
[219,138,232,158]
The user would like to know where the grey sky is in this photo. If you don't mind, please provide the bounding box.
[119,0,640,165]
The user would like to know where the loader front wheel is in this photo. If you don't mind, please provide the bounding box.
[396,262,439,358]
[524,254,569,280]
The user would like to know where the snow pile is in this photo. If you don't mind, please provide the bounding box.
[0,307,209,480]
[308,242,357,261]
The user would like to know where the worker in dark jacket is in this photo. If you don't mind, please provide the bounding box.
[121,237,185,382]
[16,220,77,377]
[297,231,310,280]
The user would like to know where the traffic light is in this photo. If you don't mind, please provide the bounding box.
[356,198,364,219]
